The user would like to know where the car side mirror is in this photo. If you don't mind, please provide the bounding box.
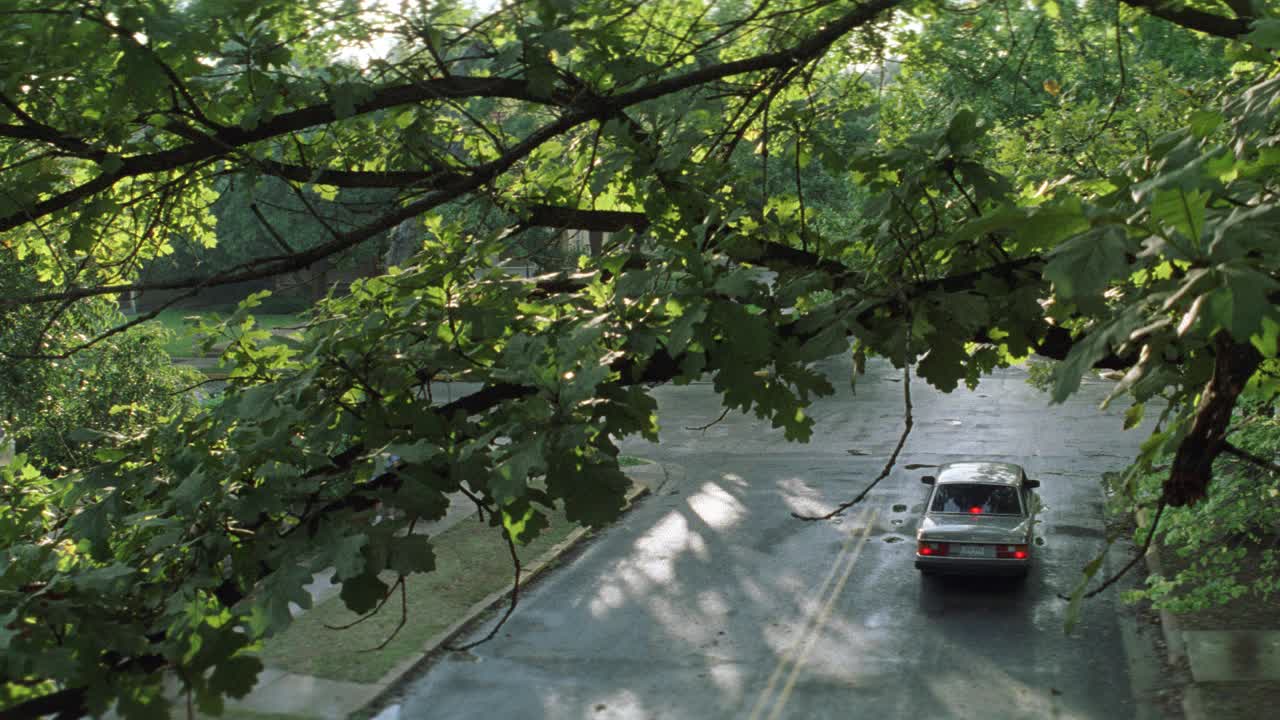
[921,475,937,485]
[1024,479,1040,489]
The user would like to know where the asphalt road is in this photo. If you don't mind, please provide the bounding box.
[395,356,1163,719]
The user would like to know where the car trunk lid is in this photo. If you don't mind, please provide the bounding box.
[919,513,1030,542]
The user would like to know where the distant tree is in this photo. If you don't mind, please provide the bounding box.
[0,255,198,470]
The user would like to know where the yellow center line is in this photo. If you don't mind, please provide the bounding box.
[747,507,878,720]
[746,509,867,720]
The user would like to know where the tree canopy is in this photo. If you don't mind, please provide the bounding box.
[2,1,1278,717]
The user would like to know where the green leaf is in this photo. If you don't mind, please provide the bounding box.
[524,44,558,98]
[386,440,440,464]
[208,655,263,700]
[387,534,436,575]
[113,683,171,720]
[1052,310,1144,403]
[1251,316,1280,358]
[339,571,389,615]
[916,335,968,393]
[328,81,372,120]
[945,109,982,150]
[1043,228,1131,300]
[1150,189,1208,247]
[710,300,772,364]
[492,438,543,502]
[332,533,369,581]
[394,471,451,520]
[1244,19,1280,50]
[68,502,112,560]
[116,45,167,108]
[548,460,629,528]
[1124,403,1145,430]
[259,564,315,633]
[1189,110,1222,139]
[502,503,550,543]
[1204,265,1280,341]
[99,154,125,175]
[171,469,215,513]
[71,564,135,592]
[953,199,1087,254]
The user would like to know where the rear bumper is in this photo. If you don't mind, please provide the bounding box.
[915,554,1030,576]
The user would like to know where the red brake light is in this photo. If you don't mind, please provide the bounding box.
[918,541,949,557]
[968,506,983,515]
[996,544,1029,559]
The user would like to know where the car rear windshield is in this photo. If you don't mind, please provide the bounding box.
[929,483,1022,515]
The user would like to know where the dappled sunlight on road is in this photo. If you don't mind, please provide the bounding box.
[748,509,877,720]
[687,477,749,529]
[696,589,732,618]
[397,360,1155,719]
[706,660,748,702]
[589,477,748,619]
[775,474,830,517]
[543,687,647,719]
[926,646,1089,719]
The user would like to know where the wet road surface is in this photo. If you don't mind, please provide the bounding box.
[395,356,1159,719]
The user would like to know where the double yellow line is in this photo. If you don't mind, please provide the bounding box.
[747,507,879,720]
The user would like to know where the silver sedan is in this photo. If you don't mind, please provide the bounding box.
[914,461,1040,578]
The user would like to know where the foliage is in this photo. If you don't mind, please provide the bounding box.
[1024,357,1059,393]
[169,178,397,275]
[1120,397,1280,612]
[0,258,200,470]
[1,0,1279,716]
[139,308,303,357]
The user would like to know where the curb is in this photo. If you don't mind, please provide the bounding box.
[349,480,653,719]
[1135,508,1196,720]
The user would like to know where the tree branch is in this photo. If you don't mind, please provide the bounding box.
[1164,333,1263,506]
[1119,0,1251,38]
[1222,440,1280,475]
[446,525,522,651]
[1058,499,1168,602]
[0,0,904,234]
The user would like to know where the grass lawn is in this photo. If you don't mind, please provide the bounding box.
[256,506,581,684]
[136,309,305,357]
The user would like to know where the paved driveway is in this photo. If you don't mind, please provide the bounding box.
[395,356,1161,719]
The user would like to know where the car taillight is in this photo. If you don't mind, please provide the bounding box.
[996,544,1029,559]
[918,541,949,556]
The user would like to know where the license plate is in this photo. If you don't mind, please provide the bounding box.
[952,544,992,558]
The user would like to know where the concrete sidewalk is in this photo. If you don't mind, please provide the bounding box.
[1143,539,1280,719]
[210,462,676,720]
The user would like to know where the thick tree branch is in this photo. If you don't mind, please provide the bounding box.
[0,119,106,160]
[0,76,556,233]
[0,0,904,234]
[1222,441,1280,475]
[1165,333,1263,506]
[1119,0,1252,38]
[254,161,466,189]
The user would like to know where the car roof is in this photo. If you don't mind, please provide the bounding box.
[935,461,1025,486]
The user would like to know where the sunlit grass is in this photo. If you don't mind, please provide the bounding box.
[257,505,580,684]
